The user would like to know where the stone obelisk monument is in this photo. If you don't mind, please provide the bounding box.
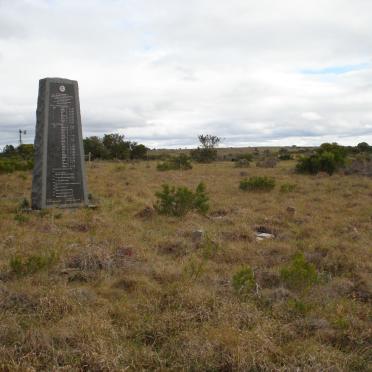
[31,78,88,209]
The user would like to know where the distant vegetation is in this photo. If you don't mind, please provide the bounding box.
[295,142,372,175]
[296,143,348,175]
[190,134,221,163]
[278,148,293,160]
[157,154,192,171]
[2,137,372,179]
[0,144,34,174]
[83,133,148,160]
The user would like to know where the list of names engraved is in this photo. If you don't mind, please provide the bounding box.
[45,82,84,205]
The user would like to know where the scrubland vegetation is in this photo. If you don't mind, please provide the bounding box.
[0,144,371,370]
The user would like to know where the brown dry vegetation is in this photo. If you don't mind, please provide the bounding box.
[0,158,371,371]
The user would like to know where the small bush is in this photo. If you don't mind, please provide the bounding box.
[193,182,209,214]
[256,158,277,168]
[295,155,320,175]
[157,154,192,171]
[199,235,220,259]
[14,213,29,223]
[280,253,318,290]
[232,267,255,296]
[155,182,209,217]
[280,183,297,193]
[237,153,254,162]
[287,299,313,316]
[10,251,58,276]
[344,156,372,176]
[234,159,250,168]
[278,149,293,160]
[183,258,205,281]
[19,198,30,210]
[240,176,275,191]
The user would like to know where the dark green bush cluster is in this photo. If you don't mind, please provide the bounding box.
[0,159,34,174]
[1,144,34,160]
[278,148,293,160]
[232,266,255,296]
[239,176,275,191]
[0,144,35,173]
[296,142,348,175]
[10,250,58,276]
[157,154,192,171]
[356,142,372,153]
[155,182,209,216]
[83,133,148,160]
[280,252,318,290]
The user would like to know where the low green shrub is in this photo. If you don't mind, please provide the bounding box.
[183,258,205,281]
[0,158,33,174]
[280,183,297,193]
[19,198,30,210]
[280,252,318,290]
[155,182,209,216]
[199,236,220,259]
[232,266,255,296]
[287,299,313,316]
[234,159,250,168]
[10,250,58,276]
[157,154,192,171]
[256,158,277,168]
[240,176,275,191]
[237,153,254,162]
[14,213,29,223]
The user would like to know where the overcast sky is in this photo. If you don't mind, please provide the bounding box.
[1,0,372,148]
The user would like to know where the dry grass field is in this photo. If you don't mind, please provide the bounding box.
[0,158,371,370]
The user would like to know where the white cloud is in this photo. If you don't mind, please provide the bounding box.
[301,112,323,121]
[0,0,372,147]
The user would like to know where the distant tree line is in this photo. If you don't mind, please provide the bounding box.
[296,142,372,175]
[0,144,34,173]
[1,144,34,160]
[83,133,148,160]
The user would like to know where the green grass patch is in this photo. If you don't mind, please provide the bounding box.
[280,183,297,193]
[240,176,275,191]
[10,250,58,276]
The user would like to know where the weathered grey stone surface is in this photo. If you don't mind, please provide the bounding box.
[31,78,88,209]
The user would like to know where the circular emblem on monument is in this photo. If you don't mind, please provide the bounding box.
[59,85,66,92]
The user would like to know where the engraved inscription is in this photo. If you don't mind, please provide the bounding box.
[45,82,84,206]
